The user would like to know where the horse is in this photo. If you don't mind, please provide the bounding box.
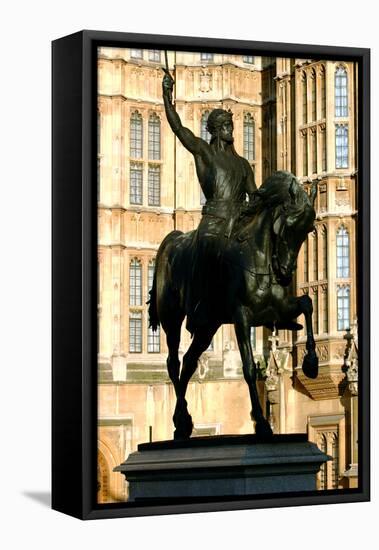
[148,171,318,440]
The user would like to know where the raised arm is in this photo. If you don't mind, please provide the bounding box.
[162,70,208,156]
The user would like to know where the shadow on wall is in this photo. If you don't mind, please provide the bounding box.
[22,491,51,508]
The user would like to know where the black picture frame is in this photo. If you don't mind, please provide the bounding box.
[52,30,370,520]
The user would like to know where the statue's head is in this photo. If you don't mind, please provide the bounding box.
[206,109,234,143]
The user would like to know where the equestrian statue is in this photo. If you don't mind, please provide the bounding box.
[148,68,319,440]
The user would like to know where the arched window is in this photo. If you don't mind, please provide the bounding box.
[201,52,213,62]
[303,237,309,282]
[332,433,340,488]
[148,165,160,206]
[335,124,348,168]
[337,286,350,331]
[313,288,319,334]
[129,311,142,352]
[322,227,328,279]
[200,111,211,143]
[148,113,161,160]
[301,72,307,124]
[318,433,328,490]
[311,129,317,173]
[147,259,155,297]
[148,50,161,62]
[243,113,255,161]
[335,66,348,117]
[320,127,327,171]
[97,452,110,504]
[147,258,156,308]
[129,259,142,306]
[311,70,317,121]
[336,226,350,277]
[313,231,318,280]
[130,163,143,204]
[131,49,143,59]
[322,287,328,333]
[320,66,326,118]
[302,131,308,176]
[130,111,143,158]
[147,260,159,351]
[148,325,160,353]
[250,327,256,350]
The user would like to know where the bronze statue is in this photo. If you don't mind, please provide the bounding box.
[148,69,318,440]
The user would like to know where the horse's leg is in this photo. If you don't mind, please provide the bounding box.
[173,325,217,440]
[278,293,319,379]
[162,314,184,399]
[234,306,273,438]
[297,294,318,379]
[160,299,186,436]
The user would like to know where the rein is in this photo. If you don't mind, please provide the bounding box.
[223,208,280,286]
[222,255,276,287]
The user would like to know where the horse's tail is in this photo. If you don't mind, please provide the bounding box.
[147,230,183,331]
[148,272,159,331]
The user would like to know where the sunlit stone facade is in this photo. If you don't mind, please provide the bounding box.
[97,48,358,502]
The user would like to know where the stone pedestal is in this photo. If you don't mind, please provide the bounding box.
[115,434,329,501]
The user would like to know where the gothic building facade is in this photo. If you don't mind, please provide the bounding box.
[97,48,358,502]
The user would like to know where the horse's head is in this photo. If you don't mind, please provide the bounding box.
[270,173,316,286]
[253,171,316,286]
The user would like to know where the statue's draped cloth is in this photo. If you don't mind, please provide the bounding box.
[185,199,247,334]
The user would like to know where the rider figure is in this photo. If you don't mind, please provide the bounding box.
[162,70,257,333]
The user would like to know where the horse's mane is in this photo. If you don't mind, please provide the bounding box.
[236,171,313,240]
[252,171,309,213]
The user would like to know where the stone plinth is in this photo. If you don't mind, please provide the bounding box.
[114,434,329,501]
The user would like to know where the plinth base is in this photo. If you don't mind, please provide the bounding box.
[115,434,329,501]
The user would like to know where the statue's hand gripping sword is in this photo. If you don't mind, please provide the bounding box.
[162,50,174,104]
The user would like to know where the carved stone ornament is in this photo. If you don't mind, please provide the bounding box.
[333,345,345,360]
[296,369,345,400]
[198,354,210,380]
[265,330,281,393]
[343,324,359,396]
[200,71,212,93]
[336,196,350,207]
[265,366,279,393]
[186,105,194,120]
[316,344,329,362]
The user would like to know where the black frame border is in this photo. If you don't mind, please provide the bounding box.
[52,30,370,520]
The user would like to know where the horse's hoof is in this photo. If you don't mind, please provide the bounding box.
[173,417,193,440]
[173,409,193,440]
[302,351,319,379]
[255,418,273,439]
[173,428,192,440]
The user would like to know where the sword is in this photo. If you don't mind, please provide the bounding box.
[162,50,173,104]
